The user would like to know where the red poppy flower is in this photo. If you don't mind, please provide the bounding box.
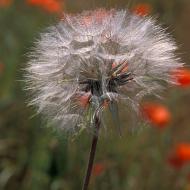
[168,155,185,169]
[142,102,171,128]
[0,0,12,7]
[176,143,190,162]
[172,68,190,87]
[80,9,111,26]
[168,143,190,169]
[27,0,62,13]
[132,3,152,16]
[92,163,106,177]
[94,9,111,22]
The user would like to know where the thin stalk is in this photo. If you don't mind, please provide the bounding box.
[82,116,100,190]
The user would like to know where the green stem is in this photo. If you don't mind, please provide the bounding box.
[82,116,100,190]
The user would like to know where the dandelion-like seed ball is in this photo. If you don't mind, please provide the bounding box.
[25,9,183,134]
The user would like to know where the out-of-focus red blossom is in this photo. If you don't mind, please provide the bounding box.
[0,0,12,7]
[27,0,62,13]
[80,9,111,26]
[92,163,106,177]
[132,3,152,16]
[82,16,92,26]
[168,154,185,169]
[94,9,111,22]
[172,68,190,87]
[141,103,171,128]
[168,143,190,169]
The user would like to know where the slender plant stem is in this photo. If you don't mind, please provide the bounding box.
[82,116,100,190]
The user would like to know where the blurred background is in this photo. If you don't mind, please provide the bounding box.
[1,0,190,189]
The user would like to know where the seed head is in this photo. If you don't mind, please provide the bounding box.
[25,9,183,133]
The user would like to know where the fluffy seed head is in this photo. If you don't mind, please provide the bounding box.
[25,9,183,133]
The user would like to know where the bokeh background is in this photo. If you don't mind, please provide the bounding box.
[1,0,190,189]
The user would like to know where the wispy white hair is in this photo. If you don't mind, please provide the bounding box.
[25,9,183,133]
